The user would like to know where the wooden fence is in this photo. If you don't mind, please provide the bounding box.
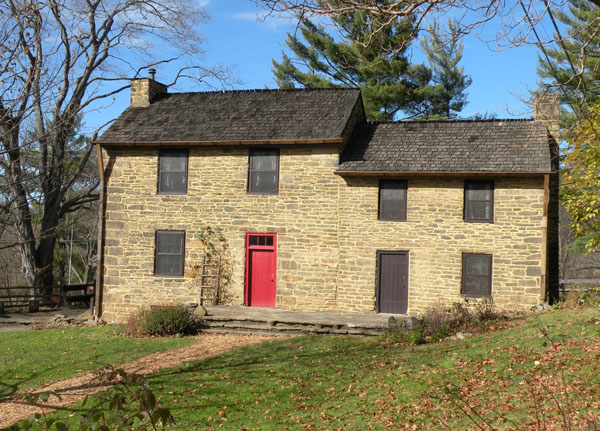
[0,283,94,314]
[559,279,600,295]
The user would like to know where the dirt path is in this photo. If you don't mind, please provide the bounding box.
[0,333,276,428]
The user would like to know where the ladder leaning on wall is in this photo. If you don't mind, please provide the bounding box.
[198,255,221,307]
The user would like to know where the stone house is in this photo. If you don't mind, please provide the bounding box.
[94,78,559,323]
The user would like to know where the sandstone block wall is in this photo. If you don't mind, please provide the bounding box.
[337,177,545,314]
[100,146,342,323]
[100,146,547,322]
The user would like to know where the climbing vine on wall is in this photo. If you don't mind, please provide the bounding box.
[195,226,233,305]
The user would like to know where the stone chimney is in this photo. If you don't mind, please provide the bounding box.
[534,92,560,139]
[130,72,167,107]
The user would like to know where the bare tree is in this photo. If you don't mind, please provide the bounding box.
[0,0,227,289]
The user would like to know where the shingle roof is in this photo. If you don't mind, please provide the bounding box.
[97,88,362,144]
[338,120,552,174]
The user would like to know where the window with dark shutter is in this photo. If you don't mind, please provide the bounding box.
[462,253,492,298]
[158,149,188,194]
[378,180,407,221]
[248,148,279,194]
[464,180,494,222]
[155,231,185,276]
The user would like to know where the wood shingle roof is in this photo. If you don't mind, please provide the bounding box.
[98,87,554,175]
[338,120,553,174]
[97,88,362,144]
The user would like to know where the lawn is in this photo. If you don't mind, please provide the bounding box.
[36,307,600,430]
[0,326,197,400]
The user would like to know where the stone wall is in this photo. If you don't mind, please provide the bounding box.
[100,145,548,322]
[337,177,545,314]
[130,79,167,108]
[100,145,342,322]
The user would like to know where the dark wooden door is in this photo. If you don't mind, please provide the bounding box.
[377,251,409,314]
[245,234,277,307]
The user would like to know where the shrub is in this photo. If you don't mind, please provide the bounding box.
[560,286,600,309]
[139,306,195,336]
[382,299,510,346]
[121,312,142,337]
[9,368,174,430]
[121,306,196,337]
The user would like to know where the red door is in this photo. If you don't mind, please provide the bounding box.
[245,233,277,307]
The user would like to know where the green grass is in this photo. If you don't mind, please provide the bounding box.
[0,326,197,400]
[15,308,600,430]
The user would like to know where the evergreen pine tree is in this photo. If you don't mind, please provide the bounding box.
[420,20,472,119]
[272,6,433,121]
[537,0,600,108]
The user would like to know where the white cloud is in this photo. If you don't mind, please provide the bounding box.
[232,11,294,31]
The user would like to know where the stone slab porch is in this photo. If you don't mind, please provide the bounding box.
[200,306,419,336]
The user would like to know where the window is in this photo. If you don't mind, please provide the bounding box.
[462,253,492,298]
[249,235,274,246]
[464,180,494,222]
[248,148,279,194]
[155,231,185,276]
[378,180,407,221]
[158,149,188,194]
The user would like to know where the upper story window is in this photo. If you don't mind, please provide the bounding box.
[248,148,279,195]
[158,149,188,194]
[155,230,185,277]
[464,180,494,223]
[378,179,407,221]
[462,253,492,298]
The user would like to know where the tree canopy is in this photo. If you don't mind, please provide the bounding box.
[562,101,600,252]
[272,8,433,120]
[420,20,472,119]
[537,0,600,113]
[0,0,223,287]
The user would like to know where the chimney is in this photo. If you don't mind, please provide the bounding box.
[534,92,560,139]
[130,71,167,108]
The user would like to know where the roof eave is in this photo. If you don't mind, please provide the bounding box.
[94,138,344,147]
[334,170,554,177]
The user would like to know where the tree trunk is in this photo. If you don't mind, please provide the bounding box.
[5,132,37,287]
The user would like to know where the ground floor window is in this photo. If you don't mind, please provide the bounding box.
[155,230,185,276]
[462,253,492,297]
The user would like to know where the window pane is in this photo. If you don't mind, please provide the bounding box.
[156,255,182,275]
[157,233,183,254]
[467,201,490,220]
[381,186,405,200]
[379,180,406,220]
[380,198,405,220]
[467,186,491,201]
[266,236,273,246]
[160,172,186,193]
[250,171,277,193]
[161,152,186,172]
[251,150,277,170]
[465,256,490,276]
[159,150,187,194]
[464,277,489,296]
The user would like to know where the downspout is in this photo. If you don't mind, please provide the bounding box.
[540,173,550,303]
[94,143,106,318]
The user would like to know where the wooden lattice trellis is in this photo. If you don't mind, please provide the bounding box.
[198,255,222,307]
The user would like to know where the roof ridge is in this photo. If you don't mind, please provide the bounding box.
[367,118,535,125]
[167,87,361,96]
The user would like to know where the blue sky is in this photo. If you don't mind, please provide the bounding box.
[88,0,553,134]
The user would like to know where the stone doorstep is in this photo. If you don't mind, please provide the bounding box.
[200,306,414,336]
[201,323,384,337]
[203,316,389,330]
